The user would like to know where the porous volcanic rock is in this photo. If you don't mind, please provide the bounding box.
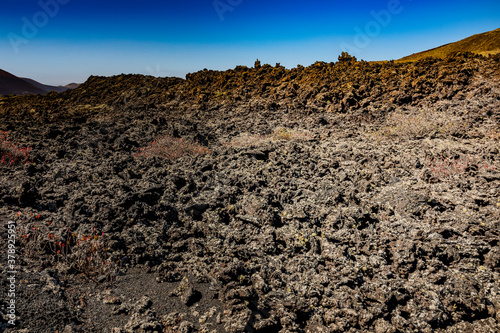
[1,53,499,332]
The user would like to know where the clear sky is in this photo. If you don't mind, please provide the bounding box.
[1,0,499,85]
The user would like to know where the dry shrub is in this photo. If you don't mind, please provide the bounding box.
[224,133,269,148]
[272,127,308,140]
[225,127,311,148]
[135,135,210,160]
[376,109,467,139]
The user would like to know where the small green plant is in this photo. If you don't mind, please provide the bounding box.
[134,135,210,160]
[0,130,31,165]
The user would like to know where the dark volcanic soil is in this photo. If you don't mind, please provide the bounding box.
[1,53,500,332]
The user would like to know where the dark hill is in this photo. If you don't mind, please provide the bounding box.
[21,77,69,94]
[0,69,80,96]
[0,69,47,96]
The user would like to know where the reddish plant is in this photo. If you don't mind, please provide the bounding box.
[0,130,31,165]
[134,135,210,160]
[17,211,117,282]
[71,227,114,280]
[425,154,496,179]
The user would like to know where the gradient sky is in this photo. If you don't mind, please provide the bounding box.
[1,0,499,85]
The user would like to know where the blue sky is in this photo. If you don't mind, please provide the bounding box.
[1,0,499,85]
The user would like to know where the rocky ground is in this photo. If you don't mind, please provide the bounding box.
[0,53,500,332]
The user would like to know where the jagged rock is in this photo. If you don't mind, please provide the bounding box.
[1,52,499,332]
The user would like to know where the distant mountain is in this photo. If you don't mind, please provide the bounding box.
[0,69,80,96]
[64,83,80,90]
[21,78,69,94]
[399,27,500,62]
[0,69,47,96]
